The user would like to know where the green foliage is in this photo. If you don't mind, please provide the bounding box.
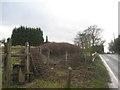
[92,44,104,53]
[7,54,110,88]
[26,79,65,88]
[55,70,67,77]
[0,64,2,88]
[114,35,120,54]
[109,35,120,54]
[92,56,110,88]
[41,42,79,56]
[74,25,105,54]
[11,26,44,46]
[25,55,110,88]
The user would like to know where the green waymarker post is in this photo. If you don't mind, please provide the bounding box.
[79,33,85,37]
[79,33,86,62]
[79,33,86,48]
[79,33,92,58]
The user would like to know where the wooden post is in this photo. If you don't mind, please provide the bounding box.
[25,42,30,81]
[47,49,50,66]
[92,52,97,62]
[30,54,38,75]
[84,47,86,63]
[65,51,68,67]
[3,38,11,86]
[39,47,42,54]
[18,67,25,84]
[67,67,72,88]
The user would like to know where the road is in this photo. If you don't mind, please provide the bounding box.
[99,54,119,89]
[0,46,2,88]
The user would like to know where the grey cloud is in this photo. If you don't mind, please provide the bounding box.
[1,2,85,43]
[2,2,55,27]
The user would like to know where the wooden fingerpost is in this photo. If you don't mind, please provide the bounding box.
[25,42,30,82]
[65,51,68,67]
[3,38,12,86]
[67,67,72,88]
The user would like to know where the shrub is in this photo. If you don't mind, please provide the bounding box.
[40,42,79,56]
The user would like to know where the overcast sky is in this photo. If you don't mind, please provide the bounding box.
[0,0,119,52]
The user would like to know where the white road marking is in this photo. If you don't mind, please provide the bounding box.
[99,55,118,88]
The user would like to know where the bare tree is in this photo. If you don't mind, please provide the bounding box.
[0,38,5,43]
[108,40,114,53]
[87,25,104,46]
[74,31,86,48]
[74,25,105,48]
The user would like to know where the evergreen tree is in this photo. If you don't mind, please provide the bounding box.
[109,35,120,54]
[45,36,49,43]
[11,26,44,46]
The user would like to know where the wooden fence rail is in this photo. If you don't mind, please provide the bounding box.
[2,38,32,86]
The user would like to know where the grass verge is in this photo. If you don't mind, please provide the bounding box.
[21,55,110,88]
[2,54,110,88]
[88,55,111,88]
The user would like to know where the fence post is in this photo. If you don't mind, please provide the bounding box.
[65,51,68,67]
[39,47,42,54]
[25,42,30,81]
[3,38,11,86]
[67,67,72,88]
[18,67,25,83]
[47,49,50,66]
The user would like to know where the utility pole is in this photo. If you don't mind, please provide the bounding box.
[79,33,87,60]
[113,33,115,42]
[113,33,115,53]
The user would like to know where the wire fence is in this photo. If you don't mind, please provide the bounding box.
[1,39,95,88]
[26,63,95,88]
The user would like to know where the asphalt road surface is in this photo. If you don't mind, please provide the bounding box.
[0,52,1,88]
[99,54,119,89]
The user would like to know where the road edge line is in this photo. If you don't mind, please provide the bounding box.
[99,54,118,88]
